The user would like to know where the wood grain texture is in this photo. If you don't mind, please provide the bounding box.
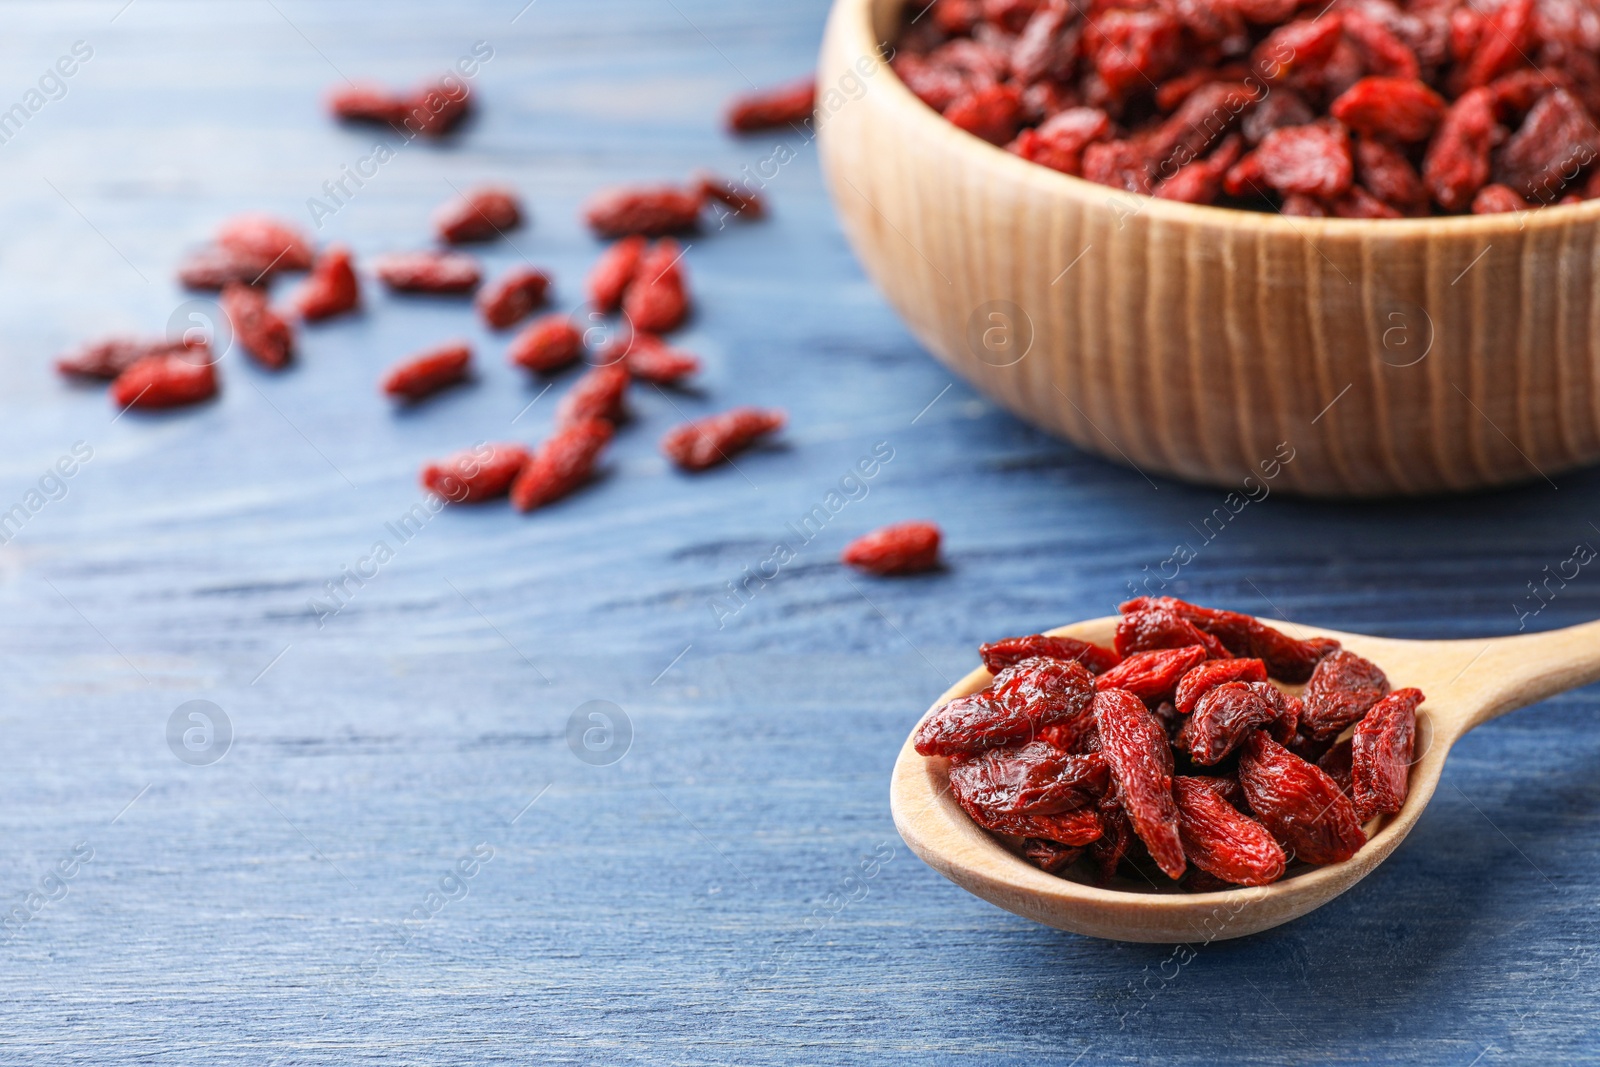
[0,1,1596,1064]
[819,0,1600,497]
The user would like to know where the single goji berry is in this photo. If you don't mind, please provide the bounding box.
[382,341,471,403]
[1472,183,1528,213]
[476,266,551,329]
[509,417,614,512]
[1252,681,1301,743]
[221,283,293,370]
[660,407,785,471]
[435,186,523,244]
[1494,89,1600,202]
[587,235,646,312]
[178,247,277,291]
[915,691,1044,757]
[1329,184,1406,218]
[1094,688,1185,878]
[725,77,817,133]
[614,333,700,385]
[955,797,1105,846]
[1089,8,1185,99]
[1457,0,1533,91]
[216,214,314,272]
[991,657,1094,722]
[1088,796,1135,883]
[508,314,585,374]
[1341,10,1421,80]
[583,185,704,238]
[375,250,481,294]
[1330,77,1447,142]
[1173,775,1286,886]
[420,442,531,504]
[1242,87,1314,145]
[694,172,766,222]
[1351,687,1423,820]
[56,336,197,381]
[1356,135,1430,211]
[1317,737,1354,796]
[1116,607,1232,660]
[841,521,943,575]
[1253,122,1354,198]
[1252,15,1344,84]
[1007,106,1111,176]
[1174,657,1268,715]
[404,77,472,136]
[110,353,217,409]
[945,82,1024,145]
[979,634,1121,676]
[1011,0,1078,85]
[294,245,361,320]
[1094,645,1208,703]
[1022,837,1083,874]
[327,81,413,126]
[1423,87,1498,211]
[949,742,1109,815]
[1119,597,1340,682]
[556,364,630,428]
[1302,649,1390,739]
[1178,681,1279,765]
[1238,730,1366,865]
[623,239,690,333]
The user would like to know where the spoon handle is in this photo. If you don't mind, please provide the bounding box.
[1441,618,1600,736]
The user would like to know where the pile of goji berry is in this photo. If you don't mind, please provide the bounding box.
[54,75,823,512]
[895,0,1600,215]
[916,596,1424,887]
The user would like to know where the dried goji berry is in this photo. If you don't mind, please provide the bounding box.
[1302,649,1390,739]
[725,77,817,133]
[1242,87,1314,145]
[405,77,472,136]
[1330,77,1447,142]
[587,235,646,312]
[623,239,690,333]
[178,247,276,291]
[1457,0,1533,91]
[660,407,785,471]
[945,82,1024,145]
[948,742,1109,814]
[56,337,196,381]
[1317,737,1354,796]
[1341,10,1421,80]
[1011,0,1078,85]
[955,797,1105,846]
[221,283,293,370]
[614,333,700,385]
[1022,837,1083,873]
[979,634,1121,675]
[327,81,412,126]
[1152,135,1242,203]
[1094,645,1208,703]
[294,245,360,320]
[375,250,481,294]
[1119,597,1339,682]
[992,657,1094,721]
[1116,607,1232,660]
[382,342,471,403]
[1238,730,1366,865]
[508,314,585,374]
[583,186,703,238]
[1252,15,1344,84]
[435,185,524,244]
[1494,89,1599,202]
[1329,184,1405,218]
[556,363,630,428]
[1351,687,1423,820]
[1356,135,1430,211]
[1094,688,1185,878]
[694,172,766,222]
[509,417,614,512]
[476,266,551,329]
[420,442,531,504]
[916,691,1042,757]
[1423,87,1497,211]
[1253,123,1354,198]
[1472,183,1528,213]
[1174,657,1267,715]
[841,521,943,575]
[1252,681,1301,743]
[1178,681,1279,765]
[1173,775,1285,886]
[1089,8,1184,99]
[216,214,314,272]
[1088,797,1135,883]
[1007,106,1110,176]
[110,353,217,409]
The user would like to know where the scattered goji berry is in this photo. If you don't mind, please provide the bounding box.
[435,185,524,244]
[842,521,943,575]
[1173,775,1286,886]
[614,333,700,385]
[382,341,471,403]
[623,239,690,334]
[1094,688,1185,878]
[694,172,766,221]
[1351,687,1422,820]
[725,77,816,133]
[979,634,1121,675]
[660,407,785,471]
[110,352,217,409]
[1238,730,1366,865]
[56,337,197,381]
[510,417,614,512]
[1174,657,1267,715]
[583,185,703,238]
[476,266,551,329]
[587,235,646,312]
[508,314,585,374]
[294,245,361,321]
[327,81,413,126]
[407,77,472,136]
[556,364,630,427]
[1302,649,1390,739]
[375,250,481,294]
[221,283,293,370]
[1094,645,1208,702]
[178,247,277,291]
[216,214,314,272]
[420,442,531,504]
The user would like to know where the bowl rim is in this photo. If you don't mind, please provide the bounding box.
[836,0,1600,238]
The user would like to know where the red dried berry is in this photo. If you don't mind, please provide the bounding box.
[725,77,816,133]
[1088,798,1135,883]
[1007,107,1111,176]
[1238,730,1366,865]
[694,172,766,221]
[1317,737,1354,796]
[979,634,1121,675]
[915,691,1039,757]
[1242,87,1314,145]
[556,364,630,428]
[1174,657,1268,715]
[221,283,293,370]
[1351,687,1423,820]
[406,78,472,136]
[1356,135,1429,211]
[841,521,942,575]
[216,214,314,272]
[1116,608,1232,660]
[420,442,531,504]
[583,186,703,238]
[110,353,217,409]
[1330,77,1447,142]
[294,245,360,321]
[1472,183,1527,213]
[1341,10,1421,80]
[1178,681,1279,765]
[1022,838,1083,873]
[945,82,1024,145]
[1011,0,1079,84]
[1494,89,1599,203]
[1094,688,1185,879]
[587,235,646,312]
[1253,123,1354,198]
[508,314,585,374]
[623,239,691,334]
[1094,645,1208,703]
[1119,597,1339,683]
[375,250,481,294]
[1423,87,1498,212]
[476,266,551,330]
[955,798,1105,847]
[1302,649,1391,739]
[1173,776,1286,886]
[992,657,1094,721]
[660,407,785,471]
[1252,15,1344,84]
[948,742,1109,815]
[1089,8,1184,99]
[178,247,276,291]
[509,417,614,512]
[615,333,700,385]
[327,81,413,126]
[434,185,523,244]
[382,342,471,403]
[56,337,196,381]
[1457,0,1533,90]
[1252,681,1301,743]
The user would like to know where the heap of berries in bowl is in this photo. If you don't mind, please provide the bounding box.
[914,598,1424,889]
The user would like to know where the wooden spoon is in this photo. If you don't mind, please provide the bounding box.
[890,614,1600,943]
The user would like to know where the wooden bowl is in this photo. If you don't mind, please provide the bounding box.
[816,0,1600,497]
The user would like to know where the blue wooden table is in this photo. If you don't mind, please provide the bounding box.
[2,1,1597,1062]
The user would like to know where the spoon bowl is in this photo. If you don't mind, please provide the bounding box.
[890,614,1600,942]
